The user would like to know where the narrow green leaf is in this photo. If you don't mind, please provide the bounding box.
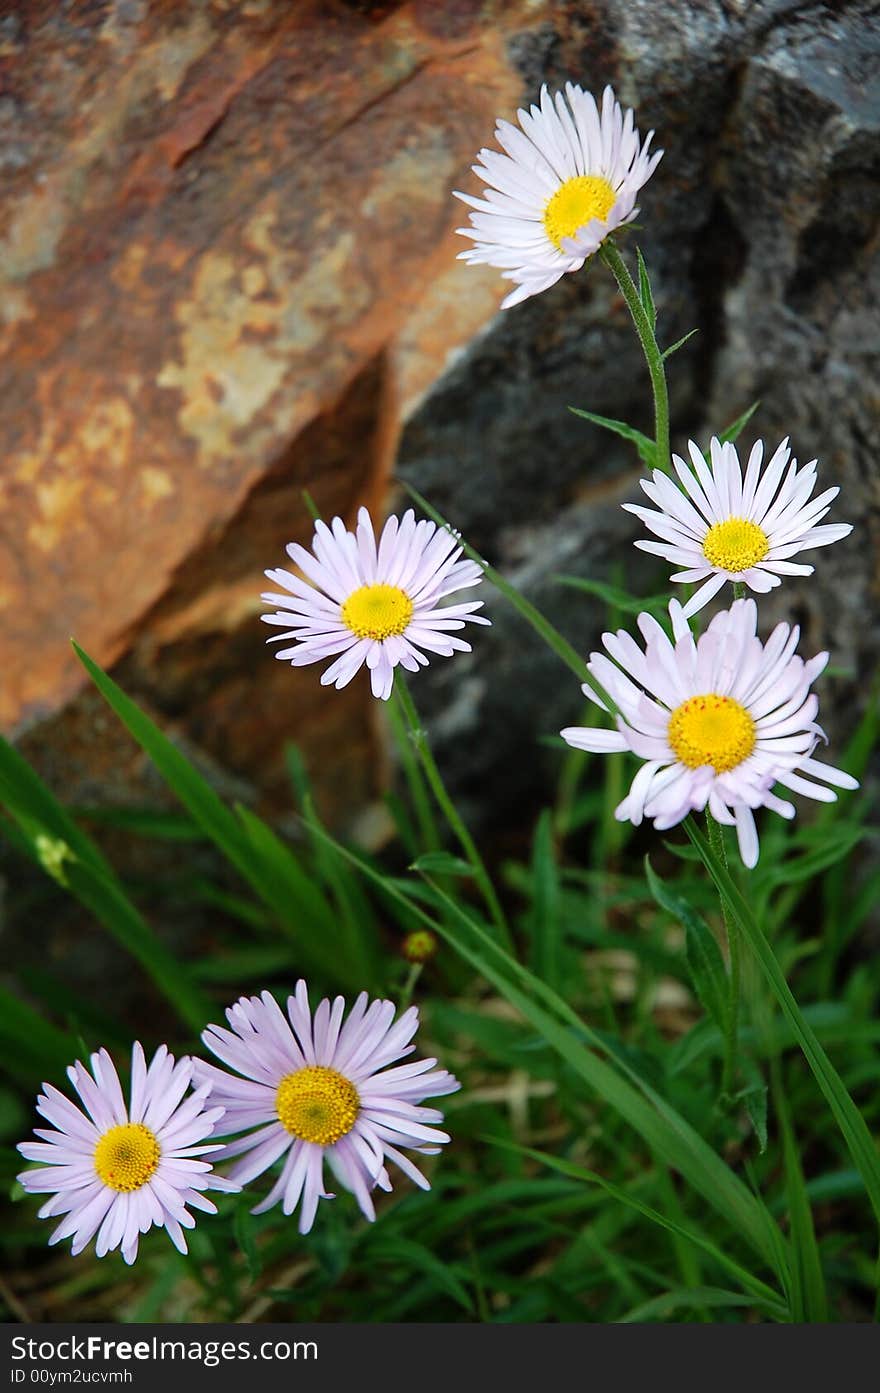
[636,247,656,329]
[399,485,588,684]
[235,805,334,937]
[233,1201,262,1281]
[553,575,669,618]
[0,736,210,1032]
[620,1286,777,1324]
[305,820,789,1278]
[0,735,107,876]
[645,858,728,1033]
[719,400,760,445]
[72,642,358,988]
[63,858,211,1031]
[529,810,561,991]
[686,816,880,1230]
[71,807,203,842]
[298,794,382,991]
[567,407,657,469]
[777,1085,828,1321]
[72,643,252,875]
[0,987,77,1075]
[365,1235,474,1314]
[491,1138,787,1315]
[767,825,862,888]
[409,851,473,877]
[301,489,321,523]
[661,328,699,361]
[740,1058,769,1154]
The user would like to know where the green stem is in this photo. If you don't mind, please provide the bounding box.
[393,674,513,951]
[399,962,422,1011]
[732,580,746,601]
[706,808,741,1098]
[600,241,670,469]
[388,688,441,852]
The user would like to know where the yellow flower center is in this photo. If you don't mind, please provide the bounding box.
[341,583,414,641]
[702,517,769,573]
[94,1122,160,1193]
[543,175,616,250]
[668,694,756,774]
[276,1066,360,1146]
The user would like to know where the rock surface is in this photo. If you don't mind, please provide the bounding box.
[1,0,877,835]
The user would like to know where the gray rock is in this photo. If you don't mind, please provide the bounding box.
[397,0,879,830]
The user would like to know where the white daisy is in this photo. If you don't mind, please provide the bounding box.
[560,598,858,868]
[454,83,662,308]
[194,983,460,1235]
[17,1044,236,1264]
[625,436,853,618]
[261,507,489,701]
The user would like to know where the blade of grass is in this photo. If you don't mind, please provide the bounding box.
[0,740,211,1031]
[567,408,657,469]
[491,1138,786,1315]
[776,1079,828,1322]
[72,643,355,983]
[528,811,561,992]
[304,818,789,1279]
[399,484,587,683]
[686,816,880,1231]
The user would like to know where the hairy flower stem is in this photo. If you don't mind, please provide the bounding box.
[600,240,670,471]
[706,807,741,1098]
[399,962,423,1011]
[394,675,513,951]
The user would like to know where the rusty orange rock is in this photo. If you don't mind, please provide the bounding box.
[0,0,536,812]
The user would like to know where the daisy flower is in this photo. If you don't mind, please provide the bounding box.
[16,1044,236,1264]
[261,507,489,701]
[625,436,853,618]
[454,83,662,308]
[560,598,858,867]
[194,982,460,1234]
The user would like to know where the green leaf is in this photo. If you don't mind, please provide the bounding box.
[63,858,212,1031]
[767,825,862,888]
[777,1085,828,1322]
[409,852,474,877]
[528,811,561,991]
[308,821,789,1279]
[72,643,252,876]
[301,489,322,523]
[719,400,760,445]
[567,407,657,469]
[685,816,880,1229]
[298,793,382,991]
[364,1235,474,1314]
[0,735,211,1032]
[491,1139,787,1316]
[661,328,699,361]
[71,807,203,841]
[645,858,728,1033]
[71,642,361,989]
[235,806,336,941]
[740,1058,769,1154]
[620,1286,778,1323]
[636,247,657,330]
[400,485,588,685]
[0,986,77,1077]
[553,576,669,618]
[233,1200,262,1282]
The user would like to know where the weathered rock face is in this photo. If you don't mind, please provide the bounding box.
[1,0,877,833]
[398,0,880,827]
